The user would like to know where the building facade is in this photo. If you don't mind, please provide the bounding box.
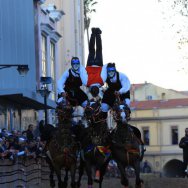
[130,83,188,176]
[0,0,85,130]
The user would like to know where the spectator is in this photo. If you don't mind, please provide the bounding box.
[1,128,8,138]
[26,124,34,142]
[142,160,151,173]
[179,128,188,176]
[33,121,41,138]
[0,138,6,159]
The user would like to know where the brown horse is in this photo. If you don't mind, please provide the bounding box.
[110,95,144,188]
[41,102,78,188]
[76,101,111,188]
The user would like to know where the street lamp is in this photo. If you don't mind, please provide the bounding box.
[38,76,52,125]
[0,64,29,76]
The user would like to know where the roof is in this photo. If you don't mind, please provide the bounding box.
[0,89,56,110]
[131,83,146,94]
[131,98,188,110]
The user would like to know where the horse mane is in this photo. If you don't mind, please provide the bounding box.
[38,120,44,133]
[39,123,57,142]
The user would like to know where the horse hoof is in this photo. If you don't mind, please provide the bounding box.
[63,182,68,188]
[94,178,100,183]
[71,182,77,188]
[135,179,144,188]
[58,181,64,188]
[76,181,81,187]
[50,180,55,187]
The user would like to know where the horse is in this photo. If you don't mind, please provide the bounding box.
[76,101,111,188]
[39,102,79,188]
[110,95,144,188]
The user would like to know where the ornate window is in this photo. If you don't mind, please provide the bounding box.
[142,127,150,145]
[171,126,178,145]
[41,34,47,76]
[50,41,56,100]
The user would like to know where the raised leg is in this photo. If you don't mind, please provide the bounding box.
[95,32,103,66]
[87,32,95,66]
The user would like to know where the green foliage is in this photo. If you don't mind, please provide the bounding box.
[84,0,98,30]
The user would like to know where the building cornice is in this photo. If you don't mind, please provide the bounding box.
[40,23,62,42]
[130,116,188,122]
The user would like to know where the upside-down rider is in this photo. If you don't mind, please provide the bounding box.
[84,27,109,182]
[83,27,107,103]
[101,62,146,160]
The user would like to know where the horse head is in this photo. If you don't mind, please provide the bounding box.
[56,100,73,124]
[84,101,101,123]
[112,94,130,124]
[112,103,127,124]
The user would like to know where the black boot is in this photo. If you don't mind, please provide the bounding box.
[95,27,102,34]
[91,27,96,34]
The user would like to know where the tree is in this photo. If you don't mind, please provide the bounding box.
[159,0,188,72]
[84,0,98,47]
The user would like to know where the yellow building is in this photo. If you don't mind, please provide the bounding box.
[130,82,188,176]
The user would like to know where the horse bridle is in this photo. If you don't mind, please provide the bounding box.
[112,94,128,122]
[85,103,105,124]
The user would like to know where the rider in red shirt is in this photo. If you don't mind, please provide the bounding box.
[85,28,107,100]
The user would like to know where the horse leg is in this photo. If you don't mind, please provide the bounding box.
[46,156,56,187]
[98,160,109,188]
[85,161,93,188]
[70,164,77,188]
[63,168,69,188]
[76,156,85,187]
[54,166,64,188]
[49,164,55,188]
[134,161,144,188]
[117,162,129,188]
[98,167,105,188]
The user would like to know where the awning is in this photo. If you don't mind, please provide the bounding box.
[0,89,56,110]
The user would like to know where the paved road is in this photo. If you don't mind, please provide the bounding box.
[38,177,188,188]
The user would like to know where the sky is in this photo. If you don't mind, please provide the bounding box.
[85,0,188,91]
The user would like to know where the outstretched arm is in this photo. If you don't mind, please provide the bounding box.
[57,70,69,94]
[101,64,107,83]
[119,72,131,94]
[80,64,88,86]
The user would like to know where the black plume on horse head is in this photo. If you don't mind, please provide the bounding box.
[85,101,100,119]
[39,122,56,142]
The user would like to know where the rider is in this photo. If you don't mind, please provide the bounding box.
[57,57,88,108]
[101,62,131,120]
[84,29,108,181]
[101,63,146,159]
[84,27,107,102]
[179,128,188,177]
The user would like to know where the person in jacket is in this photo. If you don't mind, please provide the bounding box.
[26,124,34,142]
[179,128,188,176]
[57,57,88,108]
[101,62,131,119]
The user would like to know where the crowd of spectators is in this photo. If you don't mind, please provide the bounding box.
[0,124,45,164]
